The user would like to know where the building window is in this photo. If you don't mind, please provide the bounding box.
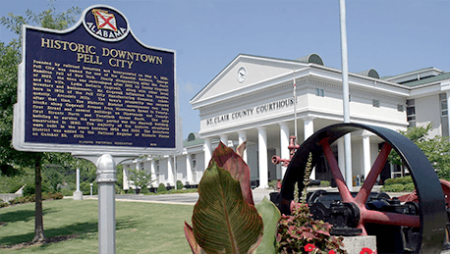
[316,88,324,97]
[397,104,404,112]
[406,99,416,127]
[191,154,197,169]
[155,160,160,174]
[372,99,380,108]
[440,93,448,137]
[139,163,144,170]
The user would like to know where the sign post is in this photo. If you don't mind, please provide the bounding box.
[13,5,181,253]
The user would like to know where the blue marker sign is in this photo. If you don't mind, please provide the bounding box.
[14,5,181,155]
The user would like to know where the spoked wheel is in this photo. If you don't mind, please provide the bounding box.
[279,123,446,254]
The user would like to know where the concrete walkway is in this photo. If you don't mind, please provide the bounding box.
[78,185,416,205]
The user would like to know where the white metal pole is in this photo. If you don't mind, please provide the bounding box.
[96,154,116,254]
[293,70,297,141]
[73,160,83,200]
[174,156,177,190]
[339,0,353,191]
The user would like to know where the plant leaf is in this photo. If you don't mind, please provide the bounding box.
[192,161,263,254]
[210,141,254,205]
[185,222,204,254]
[236,141,247,157]
[254,197,281,254]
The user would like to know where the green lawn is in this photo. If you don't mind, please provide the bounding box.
[0,199,194,253]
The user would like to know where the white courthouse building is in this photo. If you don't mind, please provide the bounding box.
[122,53,450,190]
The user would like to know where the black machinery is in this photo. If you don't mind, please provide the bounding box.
[271,123,447,254]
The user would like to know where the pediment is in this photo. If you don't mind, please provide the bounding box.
[190,54,309,106]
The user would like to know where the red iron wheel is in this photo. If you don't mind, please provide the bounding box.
[280,123,446,254]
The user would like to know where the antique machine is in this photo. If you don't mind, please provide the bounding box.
[272,123,448,254]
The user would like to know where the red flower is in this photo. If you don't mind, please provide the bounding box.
[360,247,373,254]
[328,250,336,254]
[304,243,316,252]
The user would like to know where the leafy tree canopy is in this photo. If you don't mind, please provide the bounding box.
[0,2,81,176]
[389,123,450,180]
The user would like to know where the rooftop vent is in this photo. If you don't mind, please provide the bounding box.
[296,53,324,66]
[358,69,380,79]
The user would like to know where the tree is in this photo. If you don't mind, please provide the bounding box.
[389,123,450,180]
[0,2,80,242]
[129,168,154,192]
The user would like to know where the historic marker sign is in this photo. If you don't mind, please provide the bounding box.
[13,5,181,155]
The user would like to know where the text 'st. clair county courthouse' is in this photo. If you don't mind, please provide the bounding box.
[123,53,450,190]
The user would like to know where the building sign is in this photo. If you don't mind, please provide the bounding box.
[13,5,181,155]
[206,98,296,126]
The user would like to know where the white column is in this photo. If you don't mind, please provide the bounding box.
[362,131,372,179]
[238,130,248,162]
[303,117,315,179]
[220,134,229,147]
[186,154,193,184]
[167,156,174,187]
[123,167,129,191]
[303,117,315,140]
[150,160,157,187]
[446,92,450,136]
[257,127,269,189]
[204,137,212,168]
[279,122,290,178]
[338,137,346,177]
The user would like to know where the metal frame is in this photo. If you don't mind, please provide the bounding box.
[280,123,446,254]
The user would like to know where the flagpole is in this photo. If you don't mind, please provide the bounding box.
[293,69,297,141]
[339,0,353,191]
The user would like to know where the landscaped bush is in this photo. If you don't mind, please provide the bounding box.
[381,176,415,192]
[7,181,26,194]
[384,175,412,185]
[176,180,184,190]
[8,192,63,205]
[320,180,330,187]
[9,195,34,205]
[157,183,166,193]
[0,199,9,208]
[404,182,416,192]
[381,183,405,192]
[22,180,50,196]
[60,188,73,197]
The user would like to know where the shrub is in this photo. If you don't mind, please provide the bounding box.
[277,202,346,253]
[176,180,184,190]
[60,188,73,197]
[268,179,279,191]
[0,199,9,208]
[404,182,416,192]
[157,183,166,192]
[8,192,63,205]
[141,186,150,194]
[9,195,34,205]
[384,176,413,186]
[320,180,330,187]
[381,183,405,192]
[22,181,50,196]
[80,181,97,195]
[7,182,26,194]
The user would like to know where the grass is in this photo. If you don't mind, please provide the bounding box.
[0,198,194,253]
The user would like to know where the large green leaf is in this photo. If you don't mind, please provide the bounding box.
[254,197,281,254]
[192,161,263,254]
[209,142,254,205]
